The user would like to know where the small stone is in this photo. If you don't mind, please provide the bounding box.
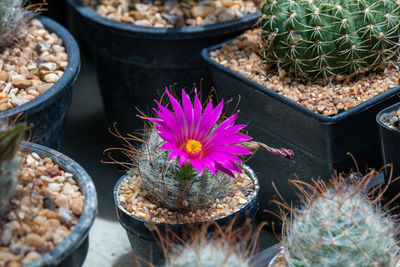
[10,95,24,106]
[202,13,217,25]
[44,195,57,211]
[48,183,61,192]
[39,62,57,71]
[25,233,45,249]
[43,73,60,83]
[135,3,150,13]
[1,227,12,245]
[22,251,41,265]
[12,78,33,89]
[70,198,84,215]
[0,70,9,81]
[135,19,152,27]
[58,209,73,226]
[35,42,51,54]
[161,13,185,27]
[0,251,18,261]
[190,6,215,18]
[218,9,236,22]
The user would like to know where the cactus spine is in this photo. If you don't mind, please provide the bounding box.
[0,0,31,49]
[0,122,25,217]
[166,241,251,267]
[282,180,400,266]
[137,130,237,212]
[260,0,400,81]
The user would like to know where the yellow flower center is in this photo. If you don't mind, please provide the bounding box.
[186,139,202,154]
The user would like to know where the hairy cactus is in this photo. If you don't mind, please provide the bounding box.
[0,122,25,218]
[260,0,400,81]
[0,0,30,49]
[137,130,237,212]
[281,178,400,266]
[166,241,251,267]
[162,220,261,267]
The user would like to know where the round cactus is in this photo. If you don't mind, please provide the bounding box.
[137,130,237,212]
[260,0,400,81]
[0,0,30,49]
[0,122,25,217]
[282,183,400,266]
[166,241,251,267]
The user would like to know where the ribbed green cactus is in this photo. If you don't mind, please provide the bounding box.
[138,130,237,212]
[0,0,30,49]
[260,0,400,81]
[283,185,400,266]
[165,241,251,267]
[0,122,25,218]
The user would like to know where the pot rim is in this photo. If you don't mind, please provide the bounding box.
[200,41,400,124]
[113,164,259,227]
[67,0,260,39]
[21,142,97,267]
[0,15,80,120]
[376,102,400,136]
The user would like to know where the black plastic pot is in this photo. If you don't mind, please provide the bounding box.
[201,41,400,224]
[114,165,259,266]
[377,102,400,201]
[67,0,260,134]
[0,16,80,150]
[21,142,97,267]
[253,243,281,267]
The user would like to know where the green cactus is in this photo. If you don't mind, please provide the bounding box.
[137,130,237,212]
[0,0,31,49]
[0,122,25,218]
[260,0,400,81]
[282,183,400,266]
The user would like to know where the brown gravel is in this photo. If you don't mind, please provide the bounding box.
[210,29,400,116]
[0,19,68,112]
[0,152,84,266]
[117,171,255,224]
[85,0,257,27]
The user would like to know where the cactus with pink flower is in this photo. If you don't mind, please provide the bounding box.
[113,88,294,212]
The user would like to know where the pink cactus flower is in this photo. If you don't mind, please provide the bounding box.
[141,89,252,177]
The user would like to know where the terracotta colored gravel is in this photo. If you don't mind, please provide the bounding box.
[0,19,68,112]
[85,0,257,27]
[0,152,84,266]
[117,171,255,224]
[210,29,400,116]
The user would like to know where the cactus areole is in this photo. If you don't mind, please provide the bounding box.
[261,0,400,81]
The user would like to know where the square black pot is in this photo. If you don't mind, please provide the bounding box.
[201,40,400,224]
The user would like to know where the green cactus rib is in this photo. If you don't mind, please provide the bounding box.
[284,188,400,266]
[261,0,400,80]
[0,122,25,212]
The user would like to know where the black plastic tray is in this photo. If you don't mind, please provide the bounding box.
[201,40,400,223]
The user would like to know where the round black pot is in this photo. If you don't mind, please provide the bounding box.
[21,141,97,267]
[0,16,80,150]
[67,0,260,134]
[201,41,400,225]
[114,165,259,266]
[252,243,281,267]
[376,102,400,201]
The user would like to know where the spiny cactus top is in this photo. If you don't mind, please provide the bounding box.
[0,0,29,49]
[261,0,400,81]
[141,88,252,178]
[0,122,25,216]
[283,182,400,266]
[166,241,251,267]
